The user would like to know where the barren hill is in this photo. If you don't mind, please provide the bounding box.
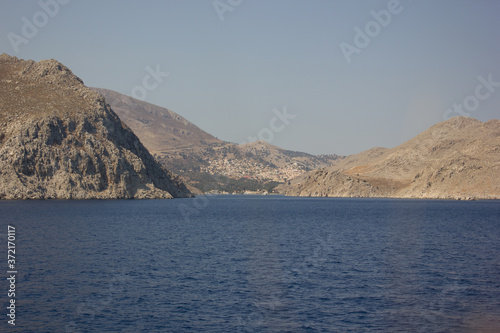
[277,117,500,200]
[93,88,222,154]
[92,88,340,193]
[0,54,192,199]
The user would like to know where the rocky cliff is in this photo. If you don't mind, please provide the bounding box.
[277,117,500,200]
[0,54,192,199]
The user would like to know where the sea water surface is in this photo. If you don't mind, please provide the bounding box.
[1,196,500,332]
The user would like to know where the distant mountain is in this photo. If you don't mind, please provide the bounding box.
[277,117,500,200]
[238,140,337,170]
[92,88,340,193]
[93,88,222,153]
[0,54,192,199]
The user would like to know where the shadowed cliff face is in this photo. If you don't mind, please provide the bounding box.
[0,54,192,199]
[278,117,500,200]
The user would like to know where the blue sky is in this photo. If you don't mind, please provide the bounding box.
[1,0,499,155]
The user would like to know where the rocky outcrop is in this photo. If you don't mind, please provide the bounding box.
[277,117,500,200]
[0,54,192,199]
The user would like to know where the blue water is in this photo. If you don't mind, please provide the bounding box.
[1,196,500,332]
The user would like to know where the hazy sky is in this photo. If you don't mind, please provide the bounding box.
[1,0,499,155]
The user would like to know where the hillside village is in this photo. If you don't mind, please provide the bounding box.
[201,157,306,182]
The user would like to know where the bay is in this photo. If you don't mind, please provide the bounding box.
[1,196,500,332]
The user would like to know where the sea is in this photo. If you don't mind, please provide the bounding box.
[1,195,499,332]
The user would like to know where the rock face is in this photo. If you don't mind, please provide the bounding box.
[0,54,192,199]
[277,117,500,200]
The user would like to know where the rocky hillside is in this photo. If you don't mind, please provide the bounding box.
[0,54,192,199]
[277,117,500,200]
[92,88,222,153]
[92,88,340,193]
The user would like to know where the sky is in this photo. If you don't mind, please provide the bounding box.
[1,0,499,156]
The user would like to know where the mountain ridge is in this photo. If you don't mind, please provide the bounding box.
[277,116,500,200]
[0,54,192,199]
[93,88,341,193]
[92,88,222,153]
